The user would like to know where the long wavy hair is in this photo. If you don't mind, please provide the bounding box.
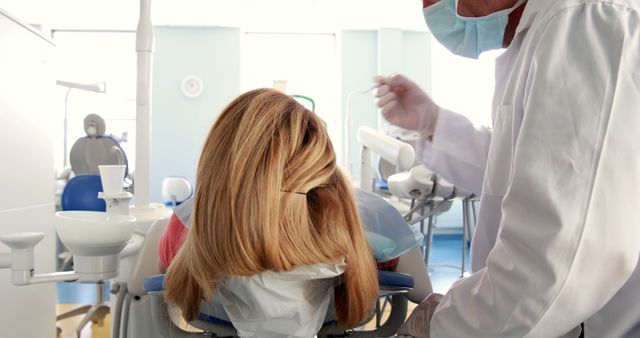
[164,88,378,328]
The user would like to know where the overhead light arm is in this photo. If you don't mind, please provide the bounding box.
[56,80,106,93]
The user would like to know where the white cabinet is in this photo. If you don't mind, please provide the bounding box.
[0,8,57,338]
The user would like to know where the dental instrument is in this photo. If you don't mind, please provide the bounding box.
[388,166,476,277]
[356,127,476,277]
[345,84,378,174]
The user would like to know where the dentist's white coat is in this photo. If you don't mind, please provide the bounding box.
[421,0,640,336]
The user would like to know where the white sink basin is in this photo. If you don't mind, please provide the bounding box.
[55,211,136,253]
[54,211,136,281]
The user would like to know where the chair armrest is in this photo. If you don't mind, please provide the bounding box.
[147,291,205,338]
[144,274,165,292]
[378,270,414,289]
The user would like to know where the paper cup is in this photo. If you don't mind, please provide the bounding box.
[98,165,126,195]
[272,80,288,93]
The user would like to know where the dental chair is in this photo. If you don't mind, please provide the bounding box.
[61,175,107,212]
[114,217,414,338]
[111,218,170,338]
[57,174,110,337]
[70,114,129,176]
[161,176,193,207]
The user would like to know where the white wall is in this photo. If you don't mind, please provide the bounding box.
[150,26,242,203]
[341,30,379,176]
[0,0,428,32]
[150,27,430,200]
[241,32,341,162]
[341,28,431,178]
[430,40,501,127]
[0,8,57,337]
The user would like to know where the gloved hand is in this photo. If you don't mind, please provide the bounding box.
[396,293,444,338]
[374,74,440,138]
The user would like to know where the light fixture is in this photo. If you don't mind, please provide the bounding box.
[56,80,106,93]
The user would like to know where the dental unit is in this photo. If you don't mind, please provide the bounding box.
[0,166,137,286]
[357,126,477,277]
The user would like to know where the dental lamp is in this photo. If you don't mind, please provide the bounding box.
[56,80,106,93]
[56,80,107,168]
[357,126,415,192]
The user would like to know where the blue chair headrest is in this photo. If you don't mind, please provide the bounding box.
[375,179,389,191]
[144,274,165,292]
[61,175,106,212]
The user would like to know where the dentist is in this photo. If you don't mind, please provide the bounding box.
[376,0,640,337]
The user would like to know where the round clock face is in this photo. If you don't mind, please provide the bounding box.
[181,75,204,98]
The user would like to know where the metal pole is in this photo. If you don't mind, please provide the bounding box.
[0,253,10,268]
[63,88,71,168]
[461,199,469,278]
[420,204,426,254]
[111,283,126,338]
[135,0,154,207]
[470,198,478,241]
[424,202,435,265]
[360,147,373,191]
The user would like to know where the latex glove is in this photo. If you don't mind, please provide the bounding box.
[374,74,439,138]
[396,293,444,338]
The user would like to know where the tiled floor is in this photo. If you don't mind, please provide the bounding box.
[56,234,470,337]
[56,304,110,338]
[426,235,471,294]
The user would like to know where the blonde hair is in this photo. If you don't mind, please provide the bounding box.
[164,88,378,328]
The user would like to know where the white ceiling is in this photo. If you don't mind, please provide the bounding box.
[0,0,428,32]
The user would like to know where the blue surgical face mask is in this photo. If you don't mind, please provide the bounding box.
[423,0,525,59]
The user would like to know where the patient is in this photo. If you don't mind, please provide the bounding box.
[161,88,379,337]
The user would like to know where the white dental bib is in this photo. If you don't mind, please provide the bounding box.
[199,262,346,338]
[176,200,349,336]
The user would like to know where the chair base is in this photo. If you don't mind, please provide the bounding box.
[57,304,110,338]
